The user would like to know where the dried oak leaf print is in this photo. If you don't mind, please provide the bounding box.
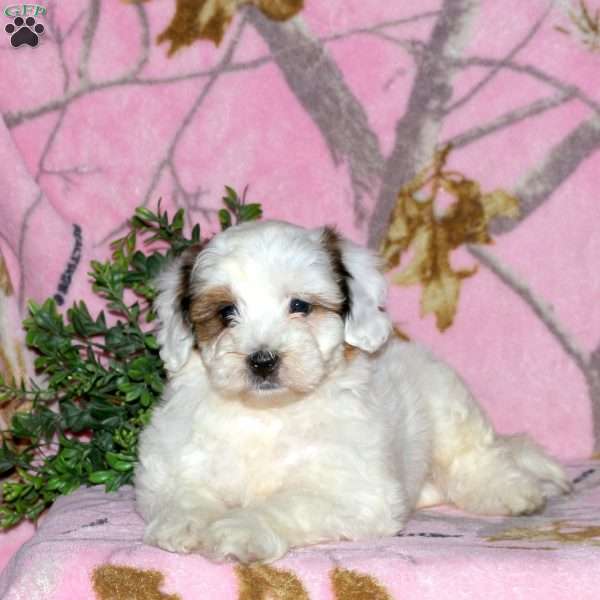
[380,146,519,331]
[92,564,180,600]
[156,0,303,55]
[236,564,309,600]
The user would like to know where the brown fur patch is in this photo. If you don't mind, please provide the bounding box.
[305,293,343,315]
[343,343,360,362]
[189,285,236,343]
[320,227,351,318]
[176,244,203,326]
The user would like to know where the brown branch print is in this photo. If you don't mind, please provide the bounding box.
[247,7,385,220]
[368,0,479,248]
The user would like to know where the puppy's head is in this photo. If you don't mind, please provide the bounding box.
[155,221,391,402]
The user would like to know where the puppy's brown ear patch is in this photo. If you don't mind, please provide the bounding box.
[189,286,236,343]
[305,294,344,315]
[177,244,204,326]
[320,227,352,319]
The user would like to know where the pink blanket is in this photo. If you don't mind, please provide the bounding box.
[1,0,600,594]
[1,462,599,599]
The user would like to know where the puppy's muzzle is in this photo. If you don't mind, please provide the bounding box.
[247,350,280,379]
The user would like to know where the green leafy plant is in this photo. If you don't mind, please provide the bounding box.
[0,187,262,529]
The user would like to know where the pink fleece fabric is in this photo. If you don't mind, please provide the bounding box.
[1,0,600,595]
[1,463,599,599]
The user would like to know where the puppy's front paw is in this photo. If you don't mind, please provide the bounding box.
[200,511,288,563]
[144,515,205,553]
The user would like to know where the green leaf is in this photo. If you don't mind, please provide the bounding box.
[172,208,185,232]
[238,203,262,223]
[0,445,16,474]
[3,483,25,502]
[144,334,159,350]
[105,452,134,472]
[11,413,36,439]
[140,389,154,407]
[89,470,115,484]
[218,209,232,231]
[191,224,201,243]
[125,387,142,402]
[223,185,240,213]
[135,207,157,222]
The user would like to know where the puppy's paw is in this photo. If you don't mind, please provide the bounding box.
[448,434,571,517]
[200,511,288,563]
[486,436,572,515]
[452,468,547,516]
[507,435,572,497]
[144,515,206,553]
[489,472,547,516]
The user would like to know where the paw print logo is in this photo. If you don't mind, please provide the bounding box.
[5,16,44,48]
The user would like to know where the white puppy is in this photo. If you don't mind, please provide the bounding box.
[135,220,570,563]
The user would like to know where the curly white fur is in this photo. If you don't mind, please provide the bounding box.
[135,220,570,563]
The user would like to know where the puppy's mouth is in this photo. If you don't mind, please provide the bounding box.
[248,372,284,394]
[254,380,281,392]
[243,377,304,409]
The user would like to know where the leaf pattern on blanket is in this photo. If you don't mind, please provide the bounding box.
[91,562,396,600]
[236,564,310,599]
[154,0,303,54]
[5,468,599,598]
[487,520,600,545]
[330,568,393,600]
[380,146,520,331]
[92,565,180,600]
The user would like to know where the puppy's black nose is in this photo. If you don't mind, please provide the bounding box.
[247,350,279,378]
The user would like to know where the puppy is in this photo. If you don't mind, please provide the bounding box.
[135,220,570,563]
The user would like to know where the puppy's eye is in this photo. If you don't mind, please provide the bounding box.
[289,298,312,315]
[218,304,237,324]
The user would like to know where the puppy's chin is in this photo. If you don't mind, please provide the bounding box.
[216,367,331,408]
[241,382,306,409]
[254,380,281,392]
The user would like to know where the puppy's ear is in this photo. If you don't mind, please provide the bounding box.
[154,246,202,373]
[320,228,392,353]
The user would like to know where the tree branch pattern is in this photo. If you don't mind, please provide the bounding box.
[1,0,598,453]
